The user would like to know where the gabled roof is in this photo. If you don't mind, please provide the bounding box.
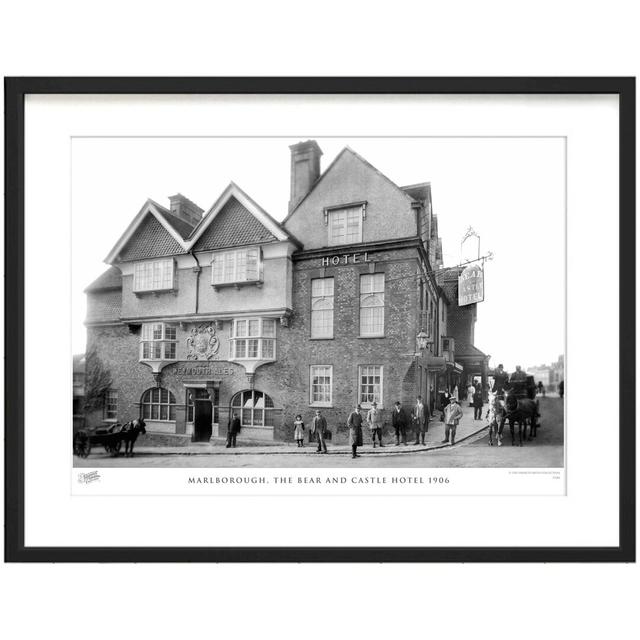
[191,195,278,251]
[104,199,194,263]
[188,182,298,249]
[105,183,298,266]
[283,146,415,223]
[84,266,122,292]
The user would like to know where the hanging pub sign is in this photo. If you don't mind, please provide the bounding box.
[458,264,484,306]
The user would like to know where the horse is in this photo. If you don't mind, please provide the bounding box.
[486,392,506,446]
[501,387,538,446]
[118,418,146,456]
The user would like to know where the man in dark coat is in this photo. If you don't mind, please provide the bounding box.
[226,412,241,448]
[311,409,328,453]
[492,364,509,396]
[347,405,364,458]
[391,401,408,445]
[412,396,428,445]
[472,388,484,420]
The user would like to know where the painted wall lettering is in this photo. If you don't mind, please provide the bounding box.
[321,252,371,267]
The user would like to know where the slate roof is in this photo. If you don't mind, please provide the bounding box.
[454,342,489,359]
[85,289,122,323]
[150,200,196,240]
[84,266,122,292]
[191,196,278,251]
[118,213,186,261]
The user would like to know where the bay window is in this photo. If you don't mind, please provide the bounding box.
[231,318,276,360]
[140,323,177,360]
[212,247,261,285]
[133,258,175,292]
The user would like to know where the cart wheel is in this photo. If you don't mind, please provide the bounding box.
[73,432,91,458]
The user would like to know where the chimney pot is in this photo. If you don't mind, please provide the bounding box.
[168,193,204,228]
[288,140,323,213]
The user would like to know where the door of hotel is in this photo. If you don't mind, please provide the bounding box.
[191,388,213,442]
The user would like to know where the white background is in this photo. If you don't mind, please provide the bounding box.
[1,2,638,640]
[28,94,602,546]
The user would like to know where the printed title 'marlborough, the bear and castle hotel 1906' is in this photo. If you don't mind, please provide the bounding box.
[83,140,490,444]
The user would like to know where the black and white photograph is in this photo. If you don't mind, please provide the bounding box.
[71,135,565,472]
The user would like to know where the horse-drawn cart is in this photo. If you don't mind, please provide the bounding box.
[73,419,146,458]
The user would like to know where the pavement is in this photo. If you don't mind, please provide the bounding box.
[108,403,490,458]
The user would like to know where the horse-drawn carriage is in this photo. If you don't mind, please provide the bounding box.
[73,419,146,458]
[488,375,540,447]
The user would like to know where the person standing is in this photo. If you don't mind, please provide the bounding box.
[293,414,305,447]
[311,409,328,453]
[452,384,459,402]
[558,380,564,398]
[347,405,364,458]
[391,401,408,445]
[442,397,463,445]
[429,386,435,417]
[412,395,428,445]
[226,412,241,448]
[367,401,384,447]
[467,382,475,406]
[472,388,484,420]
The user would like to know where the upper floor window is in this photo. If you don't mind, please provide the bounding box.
[141,322,177,360]
[133,259,175,292]
[328,206,363,245]
[230,318,276,360]
[212,247,261,286]
[311,277,334,338]
[360,273,385,337]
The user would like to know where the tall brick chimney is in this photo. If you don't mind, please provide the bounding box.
[168,193,204,227]
[288,140,323,213]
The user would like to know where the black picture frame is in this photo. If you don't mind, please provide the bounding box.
[4,77,635,563]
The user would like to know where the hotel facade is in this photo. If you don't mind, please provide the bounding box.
[84,141,487,443]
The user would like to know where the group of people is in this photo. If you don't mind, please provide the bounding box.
[294,395,465,459]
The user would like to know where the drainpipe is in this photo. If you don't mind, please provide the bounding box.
[189,250,201,314]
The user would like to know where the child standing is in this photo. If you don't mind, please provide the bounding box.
[293,414,305,447]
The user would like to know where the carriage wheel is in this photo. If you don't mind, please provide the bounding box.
[73,432,91,458]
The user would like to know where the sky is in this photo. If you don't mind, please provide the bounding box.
[71,136,565,371]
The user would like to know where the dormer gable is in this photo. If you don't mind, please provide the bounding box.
[188,182,299,252]
[105,199,193,264]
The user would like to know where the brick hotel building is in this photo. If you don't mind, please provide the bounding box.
[84,140,487,443]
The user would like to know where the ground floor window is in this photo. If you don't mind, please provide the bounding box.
[231,389,275,427]
[310,365,333,406]
[104,389,118,420]
[359,365,383,408]
[141,387,176,421]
